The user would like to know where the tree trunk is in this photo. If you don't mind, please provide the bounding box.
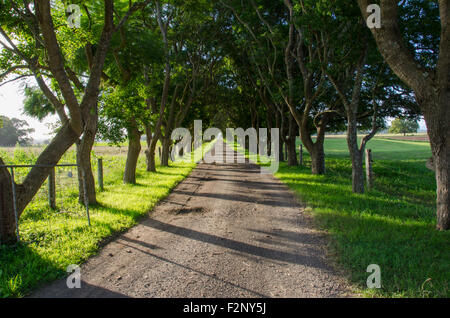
[146,148,156,172]
[347,114,365,194]
[161,136,171,167]
[123,126,141,184]
[146,142,158,173]
[76,107,98,205]
[0,1,114,244]
[144,124,154,172]
[435,146,449,230]
[279,140,285,162]
[266,108,272,156]
[424,103,449,231]
[357,0,449,230]
[287,115,298,166]
[147,126,162,173]
[310,144,326,175]
[300,117,327,175]
[426,157,435,171]
[76,142,97,205]
[349,149,365,194]
[145,148,152,172]
[287,137,298,166]
[0,123,80,243]
[0,160,16,243]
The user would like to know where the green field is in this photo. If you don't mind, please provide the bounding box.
[0,143,212,297]
[236,136,449,298]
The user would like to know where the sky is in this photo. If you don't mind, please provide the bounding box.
[0,80,58,142]
[0,32,57,142]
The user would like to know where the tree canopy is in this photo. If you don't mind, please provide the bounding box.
[0,0,448,242]
[0,115,34,146]
[389,118,420,136]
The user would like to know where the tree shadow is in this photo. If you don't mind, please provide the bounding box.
[171,189,295,207]
[188,175,287,191]
[31,280,130,298]
[0,242,69,298]
[141,218,332,271]
[113,238,270,297]
[247,228,323,247]
[307,211,450,297]
[276,163,436,222]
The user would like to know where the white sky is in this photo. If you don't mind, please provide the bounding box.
[0,30,58,141]
[0,79,58,141]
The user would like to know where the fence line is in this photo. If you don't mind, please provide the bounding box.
[0,163,91,243]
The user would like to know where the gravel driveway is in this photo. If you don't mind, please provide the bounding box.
[32,142,352,298]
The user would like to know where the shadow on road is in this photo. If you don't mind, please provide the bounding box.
[142,218,330,271]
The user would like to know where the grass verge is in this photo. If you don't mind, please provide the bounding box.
[230,138,449,298]
[0,142,214,297]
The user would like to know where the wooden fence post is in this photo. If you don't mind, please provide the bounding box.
[366,149,374,189]
[98,158,104,191]
[48,167,56,209]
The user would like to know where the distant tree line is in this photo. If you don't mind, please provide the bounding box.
[0,115,34,146]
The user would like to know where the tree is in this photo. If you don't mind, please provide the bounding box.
[389,118,419,136]
[140,0,173,173]
[99,80,151,184]
[0,0,145,243]
[22,86,56,121]
[0,116,34,146]
[98,2,163,183]
[220,0,317,169]
[158,4,222,167]
[321,16,380,194]
[358,0,449,230]
[313,0,418,194]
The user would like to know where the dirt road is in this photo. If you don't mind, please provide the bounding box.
[32,142,352,298]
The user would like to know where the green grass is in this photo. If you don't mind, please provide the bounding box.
[2,139,448,298]
[0,142,214,297]
[232,137,449,298]
[322,137,433,160]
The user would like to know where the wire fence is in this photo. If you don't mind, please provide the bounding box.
[0,164,93,245]
[1,145,190,245]
[91,155,123,189]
